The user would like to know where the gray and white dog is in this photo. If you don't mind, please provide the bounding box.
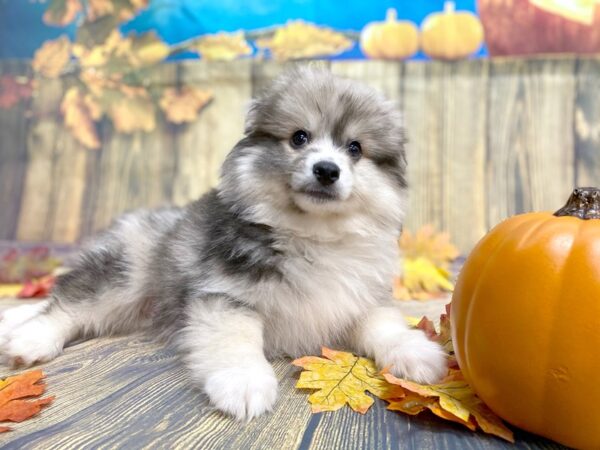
[0,67,446,420]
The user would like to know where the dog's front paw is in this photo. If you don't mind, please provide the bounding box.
[376,329,447,384]
[204,363,278,421]
[0,317,64,368]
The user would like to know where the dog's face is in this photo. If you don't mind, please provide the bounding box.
[220,67,407,233]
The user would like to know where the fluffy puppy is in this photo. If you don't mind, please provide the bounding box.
[0,67,446,420]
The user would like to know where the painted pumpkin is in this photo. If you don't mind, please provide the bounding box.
[421,1,484,60]
[451,187,600,449]
[360,9,419,60]
[478,0,600,56]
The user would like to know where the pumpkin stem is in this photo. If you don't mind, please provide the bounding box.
[554,187,600,220]
[385,8,397,22]
[444,1,456,14]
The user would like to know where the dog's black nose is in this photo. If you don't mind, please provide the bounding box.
[312,161,340,186]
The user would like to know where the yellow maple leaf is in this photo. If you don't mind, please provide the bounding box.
[43,0,82,26]
[128,31,170,66]
[399,225,459,269]
[159,86,213,124]
[383,371,514,442]
[394,257,454,300]
[32,36,71,79]
[109,93,155,133]
[87,0,114,21]
[194,31,253,61]
[292,347,404,414]
[60,87,101,149]
[387,391,475,429]
[256,21,353,60]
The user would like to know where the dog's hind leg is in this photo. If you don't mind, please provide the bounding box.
[0,208,182,368]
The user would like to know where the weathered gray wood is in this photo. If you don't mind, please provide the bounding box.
[0,61,31,241]
[402,60,489,252]
[81,64,178,234]
[2,57,598,252]
[574,58,600,188]
[0,298,567,449]
[171,60,253,205]
[16,76,89,243]
[486,58,577,228]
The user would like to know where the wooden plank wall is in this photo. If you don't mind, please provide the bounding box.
[0,57,596,253]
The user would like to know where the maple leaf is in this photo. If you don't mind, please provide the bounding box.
[0,247,62,284]
[383,371,514,442]
[61,87,101,149]
[109,92,156,133]
[399,225,459,268]
[32,36,71,79]
[128,32,170,67]
[394,257,454,301]
[0,370,54,433]
[159,86,213,124]
[0,75,33,110]
[394,225,459,301]
[17,275,56,299]
[292,347,404,414]
[256,21,353,60]
[193,31,253,61]
[43,0,82,26]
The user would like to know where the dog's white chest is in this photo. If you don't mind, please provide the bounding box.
[246,233,399,357]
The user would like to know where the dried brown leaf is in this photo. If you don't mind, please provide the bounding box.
[32,36,71,78]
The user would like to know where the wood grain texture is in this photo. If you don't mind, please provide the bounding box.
[83,64,178,235]
[0,61,31,241]
[171,61,252,206]
[402,60,489,252]
[486,58,576,228]
[1,57,597,252]
[574,58,600,188]
[0,298,567,449]
[16,77,89,243]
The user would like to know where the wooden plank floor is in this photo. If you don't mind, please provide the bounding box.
[0,298,566,450]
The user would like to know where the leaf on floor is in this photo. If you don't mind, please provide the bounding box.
[292,347,404,413]
[17,275,56,299]
[294,307,514,442]
[0,370,54,433]
[0,247,62,284]
[414,303,457,368]
[384,370,514,442]
[395,225,459,301]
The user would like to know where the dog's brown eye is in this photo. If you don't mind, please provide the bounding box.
[291,130,309,148]
[348,141,362,158]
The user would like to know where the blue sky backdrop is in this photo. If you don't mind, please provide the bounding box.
[0,0,487,60]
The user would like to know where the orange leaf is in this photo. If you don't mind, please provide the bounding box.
[32,36,71,78]
[17,275,56,299]
[387,392,476,430]
[414,304,458,368]
[159,86,213,124]
[109,94,155,133]
[0,370,54,432]
[383,371,514,442]
[61,87,101,149]
[43,0,82,26]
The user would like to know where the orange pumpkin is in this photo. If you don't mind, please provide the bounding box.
[478,0,600,56]
[451,187,600,449]
[421,1,484,60]
[360,9,419,60]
